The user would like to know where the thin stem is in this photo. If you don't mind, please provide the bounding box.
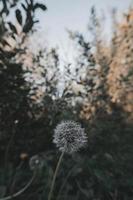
[48,151,65,200]
[0,171,36,200]
[56,165,76,200]
[9,161,24,194]
[4,129,16,172]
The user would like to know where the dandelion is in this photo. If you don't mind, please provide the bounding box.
[29,154,44,171]
[48,120,87,200]
[53,120,87,153]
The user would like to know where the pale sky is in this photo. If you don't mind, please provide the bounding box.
[34,0,133,61]
[38,0,132,43]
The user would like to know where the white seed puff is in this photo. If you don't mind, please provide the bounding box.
[53,120,87,154]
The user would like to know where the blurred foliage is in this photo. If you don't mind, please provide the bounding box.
[0,2,133,200]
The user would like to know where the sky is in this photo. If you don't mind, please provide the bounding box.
[34,0,133,62]
[37,0,133,43]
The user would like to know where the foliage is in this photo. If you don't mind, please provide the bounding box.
[0,2,133,200]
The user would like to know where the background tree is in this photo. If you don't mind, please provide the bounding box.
[0,2,133,200]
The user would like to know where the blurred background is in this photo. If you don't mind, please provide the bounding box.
[0,0,133,199]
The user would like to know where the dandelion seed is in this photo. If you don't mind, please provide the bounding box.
[53,120,87,154]
[48,121,87,200]
[29,155,44,171]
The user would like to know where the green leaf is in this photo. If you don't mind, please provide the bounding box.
[15,9,22,25]
[33,3,47,11]
[8,22,17,34]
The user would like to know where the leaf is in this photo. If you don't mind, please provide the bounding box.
[15,9,23,25]
[8,22,17,34]
[10,3,17,8]
[21,3,27,11]
[33,3,47,11]
[104,153,114,162]
[77,181,93,198]
[11,33,16,40]
[23,20,34,33]
[1,39,11,47]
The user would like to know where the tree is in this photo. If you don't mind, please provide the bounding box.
[0,0,47,197]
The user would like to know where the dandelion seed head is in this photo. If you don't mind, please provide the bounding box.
[29,155,44,171]
[53,120,87,154]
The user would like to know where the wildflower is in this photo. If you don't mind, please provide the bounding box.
[53,120,87,154]
[29,155,44,171]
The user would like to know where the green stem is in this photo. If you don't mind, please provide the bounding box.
[56,165,76,200]
[48,151,65,200]
[0,171,36,200]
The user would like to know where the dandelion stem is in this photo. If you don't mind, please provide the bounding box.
[48,150,65,200]
[0,171,36,200]
[56,165,76,200]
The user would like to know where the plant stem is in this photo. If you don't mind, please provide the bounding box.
[0,171,36,200]
[56,165,76,200]
[48,151,65,200]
